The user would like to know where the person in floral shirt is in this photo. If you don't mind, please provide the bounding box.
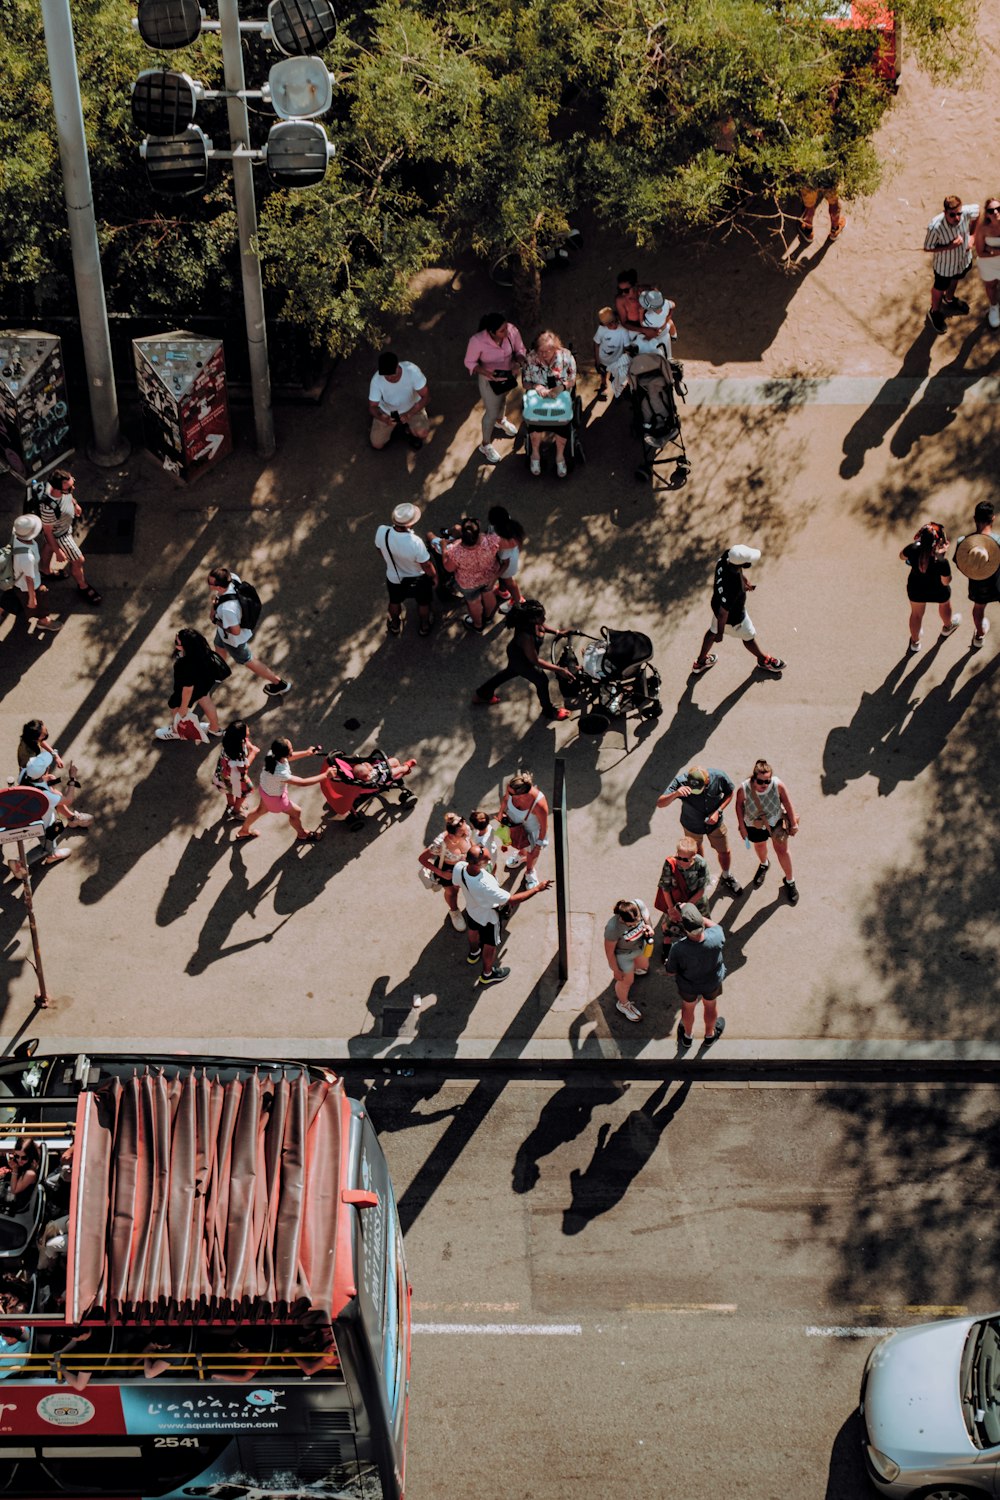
[441,517,502,631]
[522,331,577,478]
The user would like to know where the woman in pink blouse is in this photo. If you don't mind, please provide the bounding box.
[463,313,527,466]
[442,518,502,631]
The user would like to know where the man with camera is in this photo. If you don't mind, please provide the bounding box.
[368,351,431,451]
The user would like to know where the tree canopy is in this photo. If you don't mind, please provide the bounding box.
[0,0,976,354]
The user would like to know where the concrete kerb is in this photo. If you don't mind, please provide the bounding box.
[21,1035,1000,1080]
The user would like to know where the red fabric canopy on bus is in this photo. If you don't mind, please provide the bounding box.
[66,1068,348,1325]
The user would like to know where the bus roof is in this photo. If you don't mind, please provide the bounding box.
[66,1066,358,1326]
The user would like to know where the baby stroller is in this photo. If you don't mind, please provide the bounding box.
[322,748,417,831]
[628,351,689,487]
[552,627,663,745]
[520,387,586,475]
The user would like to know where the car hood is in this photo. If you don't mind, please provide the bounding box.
[864,1317,977,1463]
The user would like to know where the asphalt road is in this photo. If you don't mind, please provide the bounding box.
[356,1077,1000,1500]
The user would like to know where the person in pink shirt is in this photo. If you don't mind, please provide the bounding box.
[438,517,502,631]
[464,313,527,466]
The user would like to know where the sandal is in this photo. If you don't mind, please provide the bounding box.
[297,830,323,843]
[235,830,259,840]
[77,585,102,605]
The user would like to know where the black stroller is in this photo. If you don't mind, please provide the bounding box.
[552,627,663,745]
[628,352,690,486]
[322,749,417,831]
[520,387,586,475]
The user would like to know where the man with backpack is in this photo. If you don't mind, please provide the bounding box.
[207,566,290,696]
[0,516,62,633]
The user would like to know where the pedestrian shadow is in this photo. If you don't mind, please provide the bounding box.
[839,325,934,479]
[512,1075,627,1193]
[184,843,292,975]
[874,647,1000,796]
[620,676,756,845]
[889,322,994,460]
[155,816,237,926]
[821,649,939,795]
[720,890,786,977]
[561,1079,693,1234]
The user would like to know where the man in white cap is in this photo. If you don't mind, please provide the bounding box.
[692,544,785,676]
[953,501,1000,650]
[0,516,61,633]
[374,503,436,637]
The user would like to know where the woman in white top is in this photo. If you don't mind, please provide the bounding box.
[419,812,474,930]
[237,738,326,842]
[972,195,1000,329]
[497,773,549,889]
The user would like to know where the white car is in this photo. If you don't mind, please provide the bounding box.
[861,1313,1000,1497]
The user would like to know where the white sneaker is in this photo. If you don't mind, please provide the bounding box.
[448,909,467,931]
[42,848,72,865]
[973,619,990,649]
[496,418,518,438]
[155,726,180,741]
[505,852,525,870]
[989,304,1000,329]
[524,870,539,890]
[941,613,962,637]
[616,998,642,1023]
[498,600,513,614]
[479,443,502,465]
[529,456,541,476]
[67,811,93,826]
[556,459,568,478]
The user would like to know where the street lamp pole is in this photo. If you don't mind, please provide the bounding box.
[217,0,276,459]
[39,0,130,467]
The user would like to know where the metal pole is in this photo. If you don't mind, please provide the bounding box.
[39,0,129,468]
[218,0,276,458]
[15,839,51,1010]
[553,758,570,985]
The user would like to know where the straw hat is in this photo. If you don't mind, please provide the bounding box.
[954,533,1000,581]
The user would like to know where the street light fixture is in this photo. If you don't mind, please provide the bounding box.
[141,125,212,194]
[132,69,202,135]
[267,0,336,57]
[265,119,334,187]
[136,0,202,49]
[267,56,333,119]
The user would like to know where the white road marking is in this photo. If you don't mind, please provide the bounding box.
[806,1325,896,1338]
[412,1322,582,1336]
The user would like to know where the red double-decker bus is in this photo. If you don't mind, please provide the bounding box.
[0,1053,410,1499]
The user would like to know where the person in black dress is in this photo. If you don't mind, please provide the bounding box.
[472,600,573,721]
[900,522,960,653]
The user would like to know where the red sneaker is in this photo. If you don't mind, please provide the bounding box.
[472,694,500,707]
[545,708,571,722]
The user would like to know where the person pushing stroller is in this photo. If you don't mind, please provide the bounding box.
[472,600,572,722]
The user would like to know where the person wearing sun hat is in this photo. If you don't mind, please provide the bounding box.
[0,516,61,633]
[691,543,785,677]
[953,501,1000,650]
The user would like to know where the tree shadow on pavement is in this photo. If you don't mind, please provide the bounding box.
[561,1079,693,1235]
[816,1086,1000,1308]
[814,645,1000,1040]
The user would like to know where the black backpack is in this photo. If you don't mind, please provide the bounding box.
[219,578,263,633]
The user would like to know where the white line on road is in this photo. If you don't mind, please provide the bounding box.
[805,1325,896,1338]
[412,1322,582,1336]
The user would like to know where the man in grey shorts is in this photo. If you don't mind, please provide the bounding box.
[207,566,290,697]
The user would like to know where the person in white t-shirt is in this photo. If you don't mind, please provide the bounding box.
[452,843,551,988]
[207,565,290,697]
[374,502,436,636]
[0,516,62,633]
[368,352,431,451]
[593,307,632,400]
[632,289,676,358]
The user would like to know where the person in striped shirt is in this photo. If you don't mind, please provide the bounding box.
[925,195,979,334]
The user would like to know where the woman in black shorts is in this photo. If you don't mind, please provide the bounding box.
[900,522,960,654]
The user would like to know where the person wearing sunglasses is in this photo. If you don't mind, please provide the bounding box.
[924,194,979,334]
[971,197,1000,329]
[655,836,712,963]
[735,760,799,905]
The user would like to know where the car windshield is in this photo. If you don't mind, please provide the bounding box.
[961,1319,1000,1446]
